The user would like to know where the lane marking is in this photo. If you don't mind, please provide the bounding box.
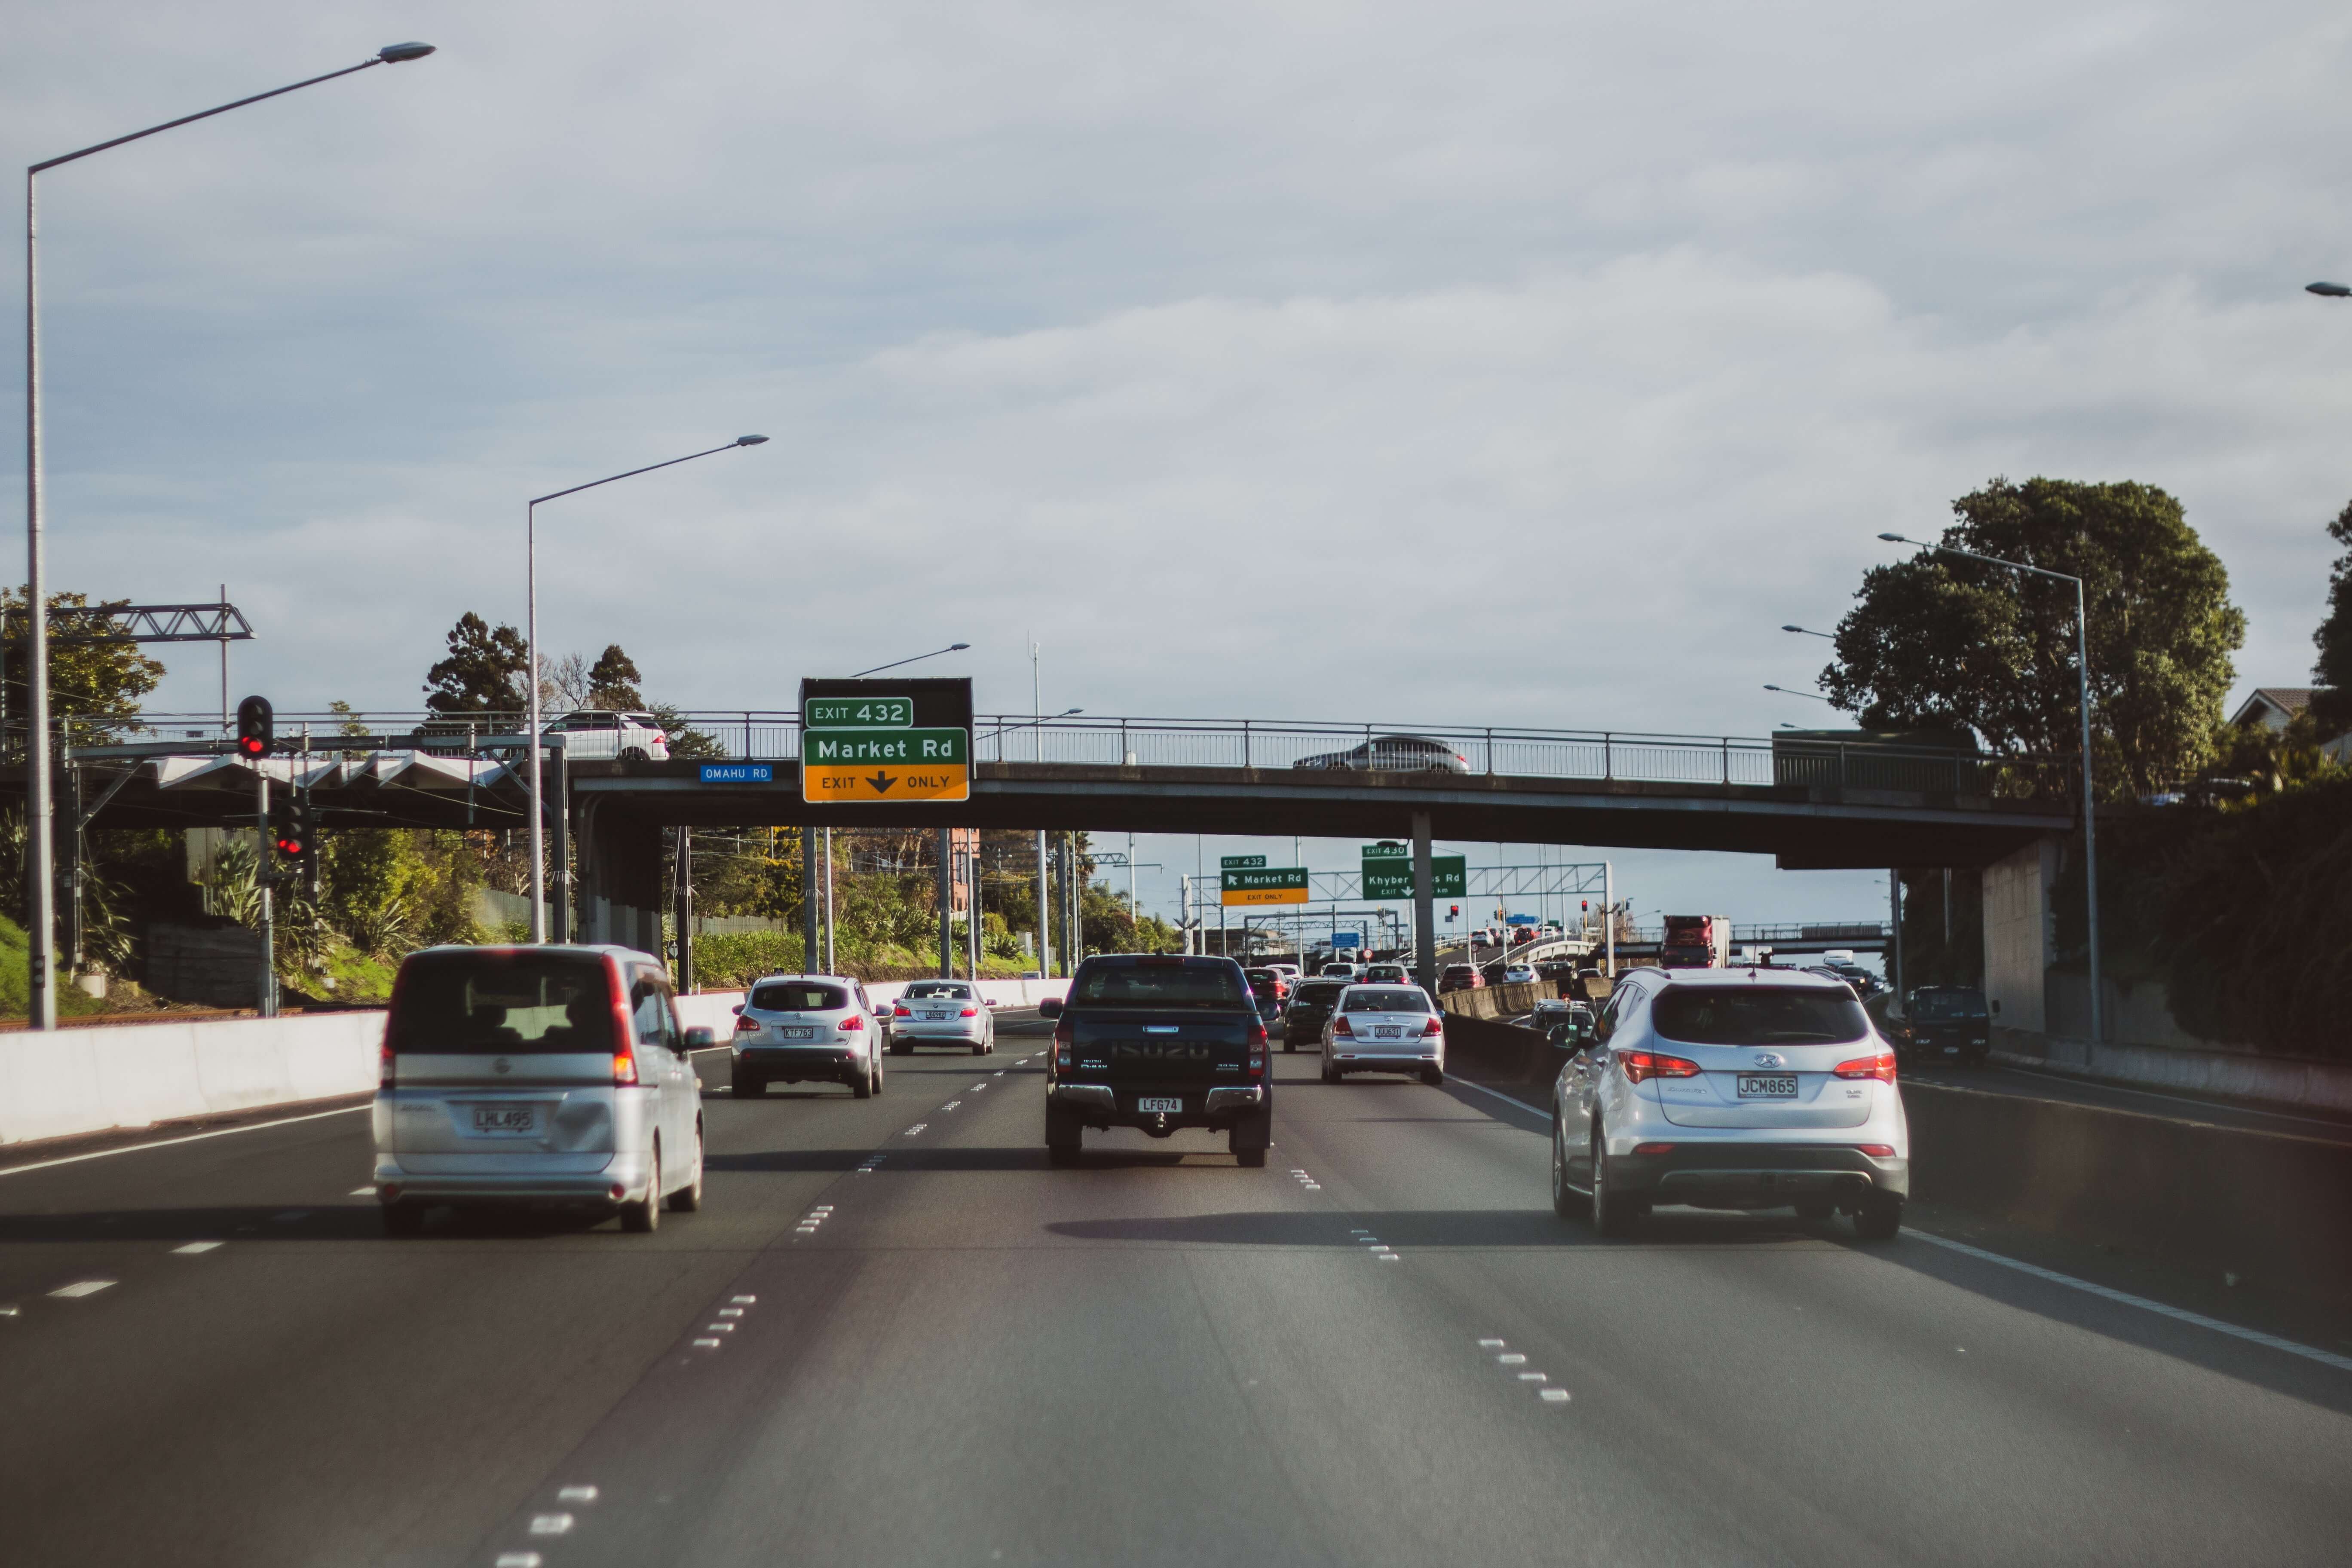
[1516,1372,1547,1382]
[1972,1065,2352,1137]
[730,1294,757,1304]
[50,1279,115,1298]
[703,1323,734,1332]
[528,1514,574,1536]
[717,1307,744,1317]
[943,1101,962,1111]
[1906,1230,2352,1374]
[1540,1388,1572,1403]
[692,1337,722,1348]
[971,1083,988,1091]
[557,1485,598,1504]
[1477,1338,1504,1348]
[1496,1353,1527,1365]
[495,1555,543,1568]
[172,1241,223,1255]
[0,1104,369,1179]
[0,1305,21,1317]
[903,1124,928,1136]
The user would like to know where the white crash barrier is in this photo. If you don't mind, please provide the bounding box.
[0,1010,387,1149]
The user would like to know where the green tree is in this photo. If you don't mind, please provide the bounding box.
[586,644,644,709]
[0,590,166,747]
[1822,478,2246,799]
[2311,499,2352,735]
[424,612,528,718]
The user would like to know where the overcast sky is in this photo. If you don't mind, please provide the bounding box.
[7,2,2351,932]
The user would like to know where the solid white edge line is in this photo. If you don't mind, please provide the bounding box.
[1443,1070,2352,1376]
[0,1104,371,1178]
[1904,1230,2352,1374]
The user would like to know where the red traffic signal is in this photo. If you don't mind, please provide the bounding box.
[236,695,273,758]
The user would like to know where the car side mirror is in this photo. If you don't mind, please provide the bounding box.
[1038,996,1063,1019]
[682,1026,715,1049]
[730,1004,743,1015]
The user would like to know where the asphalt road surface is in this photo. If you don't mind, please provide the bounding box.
[3,1011,2348,1566]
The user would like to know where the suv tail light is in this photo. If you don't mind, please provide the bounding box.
[379,1035,395,1089]
[1420,1016,1443,1037]
[838,1014,864,1032]
[735,1013,757,1032]
[1857,1144,1897,1158]
[1834,1052,1898,1083]
[1620,1050,1700,1084]
[1332,1016,1354,1036]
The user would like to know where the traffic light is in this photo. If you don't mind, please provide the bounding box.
[1448,904,1460,918]
[272,796,313,870]
[236,695,273,758]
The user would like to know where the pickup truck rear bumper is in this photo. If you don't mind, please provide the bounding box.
[1050,1081,1265,1128]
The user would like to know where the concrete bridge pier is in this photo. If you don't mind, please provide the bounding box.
[576,800,666,956]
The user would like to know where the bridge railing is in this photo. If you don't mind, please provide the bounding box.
[100,710,2069,797]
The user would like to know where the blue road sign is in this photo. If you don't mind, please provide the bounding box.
[1332,931,1361,947]
[699,763,774,784]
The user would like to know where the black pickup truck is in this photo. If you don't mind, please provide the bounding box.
[1038,954,1272,1167]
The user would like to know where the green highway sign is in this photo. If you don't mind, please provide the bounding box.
[805,728,968,766]
[804,695,913,730]
[1362,851,1466,900]
[799,677,974,804]
[1220,854,1267,870]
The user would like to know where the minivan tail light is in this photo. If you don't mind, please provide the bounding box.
[838,1014,864,1032]
[1858,1144,1897,1158]
[1620,1050,1701,1084]
[608,958,640,1085]
[1834,1052,1899,1084]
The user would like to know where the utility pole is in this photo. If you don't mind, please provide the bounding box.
[823,827,835,976]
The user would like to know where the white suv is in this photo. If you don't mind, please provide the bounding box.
[730,975,885,1098]
[1549,967,1908,1238]
[548,710,671,762]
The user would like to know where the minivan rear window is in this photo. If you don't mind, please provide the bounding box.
[751,982,848,1013]
[1069,962,1250,1009]
[1652,987,1867,1046]
[388,950,615,1055]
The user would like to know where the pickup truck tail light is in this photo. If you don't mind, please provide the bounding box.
[1619,1050,1700,1084]
[1053,1017,1073,1071]
[1246,1019,1268,1080]
[1834,1052,1898,1083]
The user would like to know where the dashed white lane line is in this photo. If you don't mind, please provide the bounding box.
[494,1554,542,1568]
[1540,1388,1573,1403]
[172,1241,224,1255]
[1906,1229,2352,1375]
[731,1294,757,1304]
[1495,1353,1527,1366]
[0,1103,369,1179]
[703,1323,734,1333]
[49,1280,114,1298]
[557,1485,598,1504]
[717,1307,743,1317]
[527,1513,574,1535]
[1445,1075,1550,1118]
[903,1124,928,1136]
[971,1083,988,1091]
[692,1337,723,1348]
[942,1100,962,1111]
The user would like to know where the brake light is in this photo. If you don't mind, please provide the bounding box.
[838,1015,864,1032]
[1246,1018,1267,1080]
[1620,1050,1701,1084]
[1834,1052,1898,1083]
[1420,1016,1443,1037]
[1332,1015,1354,1036]
[379,1034,395,1089]
[894,1004,911,1017]
[1054,1016,1073,1071]
[1858,1144,1897,1158]
[960,1007,978,1017]
[1633,1142,1675,1155]
[608,959,639,1086]
[735,1013,757,1032]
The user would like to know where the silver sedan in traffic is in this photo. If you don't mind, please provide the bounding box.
[1320,984,1446,1085]
[889,980,997,1055]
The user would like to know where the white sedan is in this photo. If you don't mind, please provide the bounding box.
[1502,964,1540,986]
[888,980,996,1055]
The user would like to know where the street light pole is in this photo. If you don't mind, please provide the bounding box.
[1879,532,2103,1044]
[525,436,767,943]
[23,42,436,1028]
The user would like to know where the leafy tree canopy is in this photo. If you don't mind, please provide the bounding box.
[2311,499,2352,735]
[586,645,644,710]
[1822,478,2245,799]
[424,612,528,717]
[1,590,166,746]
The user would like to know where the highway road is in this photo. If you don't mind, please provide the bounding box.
[4,1011,2349,1566]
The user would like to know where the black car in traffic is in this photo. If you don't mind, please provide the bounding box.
[1281,979,1349,1052]
[1898,986,1992,1064]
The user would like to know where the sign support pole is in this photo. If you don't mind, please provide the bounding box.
[801,825,819,974]
[1411,812,1435,995]
[938,826,953,979]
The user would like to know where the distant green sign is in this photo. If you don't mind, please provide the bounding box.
[1220,854,1267,870]
[1362,851,1466,900]
[1221,865,1308,906]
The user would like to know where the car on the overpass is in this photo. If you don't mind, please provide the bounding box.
[546,709,671,762]
[372,944,709,1236]
[1281,978,1348,1050]
[1548,966,1908,1240]
[729,975,886,1098]
[1039,955,1271,1167]
[1502,963,1540,986]
[1291,733,1470,773]
[888,979,996,1055]
[1321,984,1445,1084]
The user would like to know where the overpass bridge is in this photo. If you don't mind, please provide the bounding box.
[53,710,2072,961]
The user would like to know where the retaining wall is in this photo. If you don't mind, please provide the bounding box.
[1991,1025,2352,1116]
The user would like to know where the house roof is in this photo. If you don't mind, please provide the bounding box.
[2228,687,2320,727]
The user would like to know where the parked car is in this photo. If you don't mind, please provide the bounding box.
[546,710,671,762]
[1438,963,1484,993]
[1291,734,1471,773]
[889,979,996,1055]
[1321,984,1446,1085]
[729,974,886,1097]
[371,943,708,1235]
[1548,967,1908,1239]
[1282,979,1350,1051]
[1039,955,1272,1166]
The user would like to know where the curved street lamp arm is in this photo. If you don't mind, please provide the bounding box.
[31,58,398,175]
[529,440,753,507]
[850,643,971,679]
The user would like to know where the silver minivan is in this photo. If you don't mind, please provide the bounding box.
[371,944,710,1235]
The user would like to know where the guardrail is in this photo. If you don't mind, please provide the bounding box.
[85,710,2071,798]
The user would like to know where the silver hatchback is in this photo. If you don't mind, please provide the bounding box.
[371,944,709,1235]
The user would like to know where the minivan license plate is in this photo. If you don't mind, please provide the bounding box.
[472,1106,537,1133]
[1137,1097,1183,1114]
[1736,1075,1798,1099]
